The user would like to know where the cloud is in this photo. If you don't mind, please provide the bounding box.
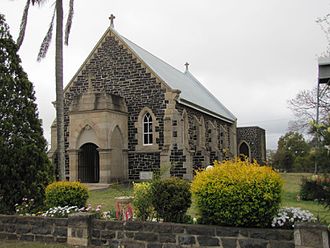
[1,0,328,150]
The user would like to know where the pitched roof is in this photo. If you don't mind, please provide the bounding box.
[65,26,236,123]
[119,33,236,123]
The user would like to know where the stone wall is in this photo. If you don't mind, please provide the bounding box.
[170,103,235,178]
[237,126,266,164]
[294,223,330,248]
[62,34,166,179]
[90,220,295,248]
[1,214,329,248]
[0,215,67,244]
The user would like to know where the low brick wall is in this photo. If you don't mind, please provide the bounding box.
[0,215,67,243]
[0,214,329,248]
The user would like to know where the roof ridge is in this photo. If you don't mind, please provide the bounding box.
[184,71,236,120]
[64,26,236,123]
[120,35,186,79]
[121,32,236,122]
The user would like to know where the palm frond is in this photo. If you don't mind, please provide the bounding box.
[17,0,31,49]
[64,0,74,45]
[37,7,55,62]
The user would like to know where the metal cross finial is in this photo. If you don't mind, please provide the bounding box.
[184,62,189,72]
[109,14,116,28]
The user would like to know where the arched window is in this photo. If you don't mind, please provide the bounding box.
[143,113,153,145]
[199,116,206,148]
[181,110,189,148]
[135,107,159,151]
[208,121,218,151]
[239,141,251,161]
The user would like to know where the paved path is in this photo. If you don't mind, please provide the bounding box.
[84,183,110,191]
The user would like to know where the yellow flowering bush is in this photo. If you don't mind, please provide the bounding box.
[191,159,283,227]
[132,182,155,221]
[45,181,89,208]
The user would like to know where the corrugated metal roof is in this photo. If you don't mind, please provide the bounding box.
[120,36,236,122]
[64,25,236,123]
[120,31,237,123]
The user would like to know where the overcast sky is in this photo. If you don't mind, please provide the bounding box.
[1,0,329,150]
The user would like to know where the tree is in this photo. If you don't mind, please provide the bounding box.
[0,14,53,213]
[272,132,311,172]
[309,116,330,172]
[288,87,330,132]
[288,13,330,133]
[288,86,329,173]
[17,0,75,180]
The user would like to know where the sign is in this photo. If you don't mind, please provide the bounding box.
[139,171,153,180]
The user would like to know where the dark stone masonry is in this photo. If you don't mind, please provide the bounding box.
[0,215,67,244]
[1,214,329,247]
[237,127,266,164]
[128,153,161,180]
[63,35,166,177]
[48,25,271,183]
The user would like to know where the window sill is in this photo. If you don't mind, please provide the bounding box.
[135,143,159,152]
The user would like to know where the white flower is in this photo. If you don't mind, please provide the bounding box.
[272,207,315,228]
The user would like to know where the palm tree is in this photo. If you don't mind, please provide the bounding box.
[17,0,75,181]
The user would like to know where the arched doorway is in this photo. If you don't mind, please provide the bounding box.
[78,143,99,183]
[239,141,250,161]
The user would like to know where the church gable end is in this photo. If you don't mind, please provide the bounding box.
[63,30,167,180]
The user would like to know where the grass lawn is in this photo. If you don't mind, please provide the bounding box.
[0,240,69,248]
[87,173,329,224]
[280,173,330,224]
[87,183,133,211]
[1,174,328,247]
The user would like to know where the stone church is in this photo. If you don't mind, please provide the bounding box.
[48,16,266,183]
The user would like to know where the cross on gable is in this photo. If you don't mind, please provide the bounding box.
[185,62,189,72]
[109,14,116,28]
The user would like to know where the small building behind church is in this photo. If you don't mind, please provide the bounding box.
[48,17,266,183]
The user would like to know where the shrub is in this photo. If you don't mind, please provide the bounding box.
[0,15,53,214]
[191,159,283,227]
[271,207,316,229]
[300,175,330,208]
[151,177,191,223]
[300,177,320,201]
[45,181,89,208]
[133,182,154,221]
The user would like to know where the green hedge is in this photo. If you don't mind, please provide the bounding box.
[45,181,89,208]
[151,177,191,223]
[300,175,330,209]
[191,159,283,227]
